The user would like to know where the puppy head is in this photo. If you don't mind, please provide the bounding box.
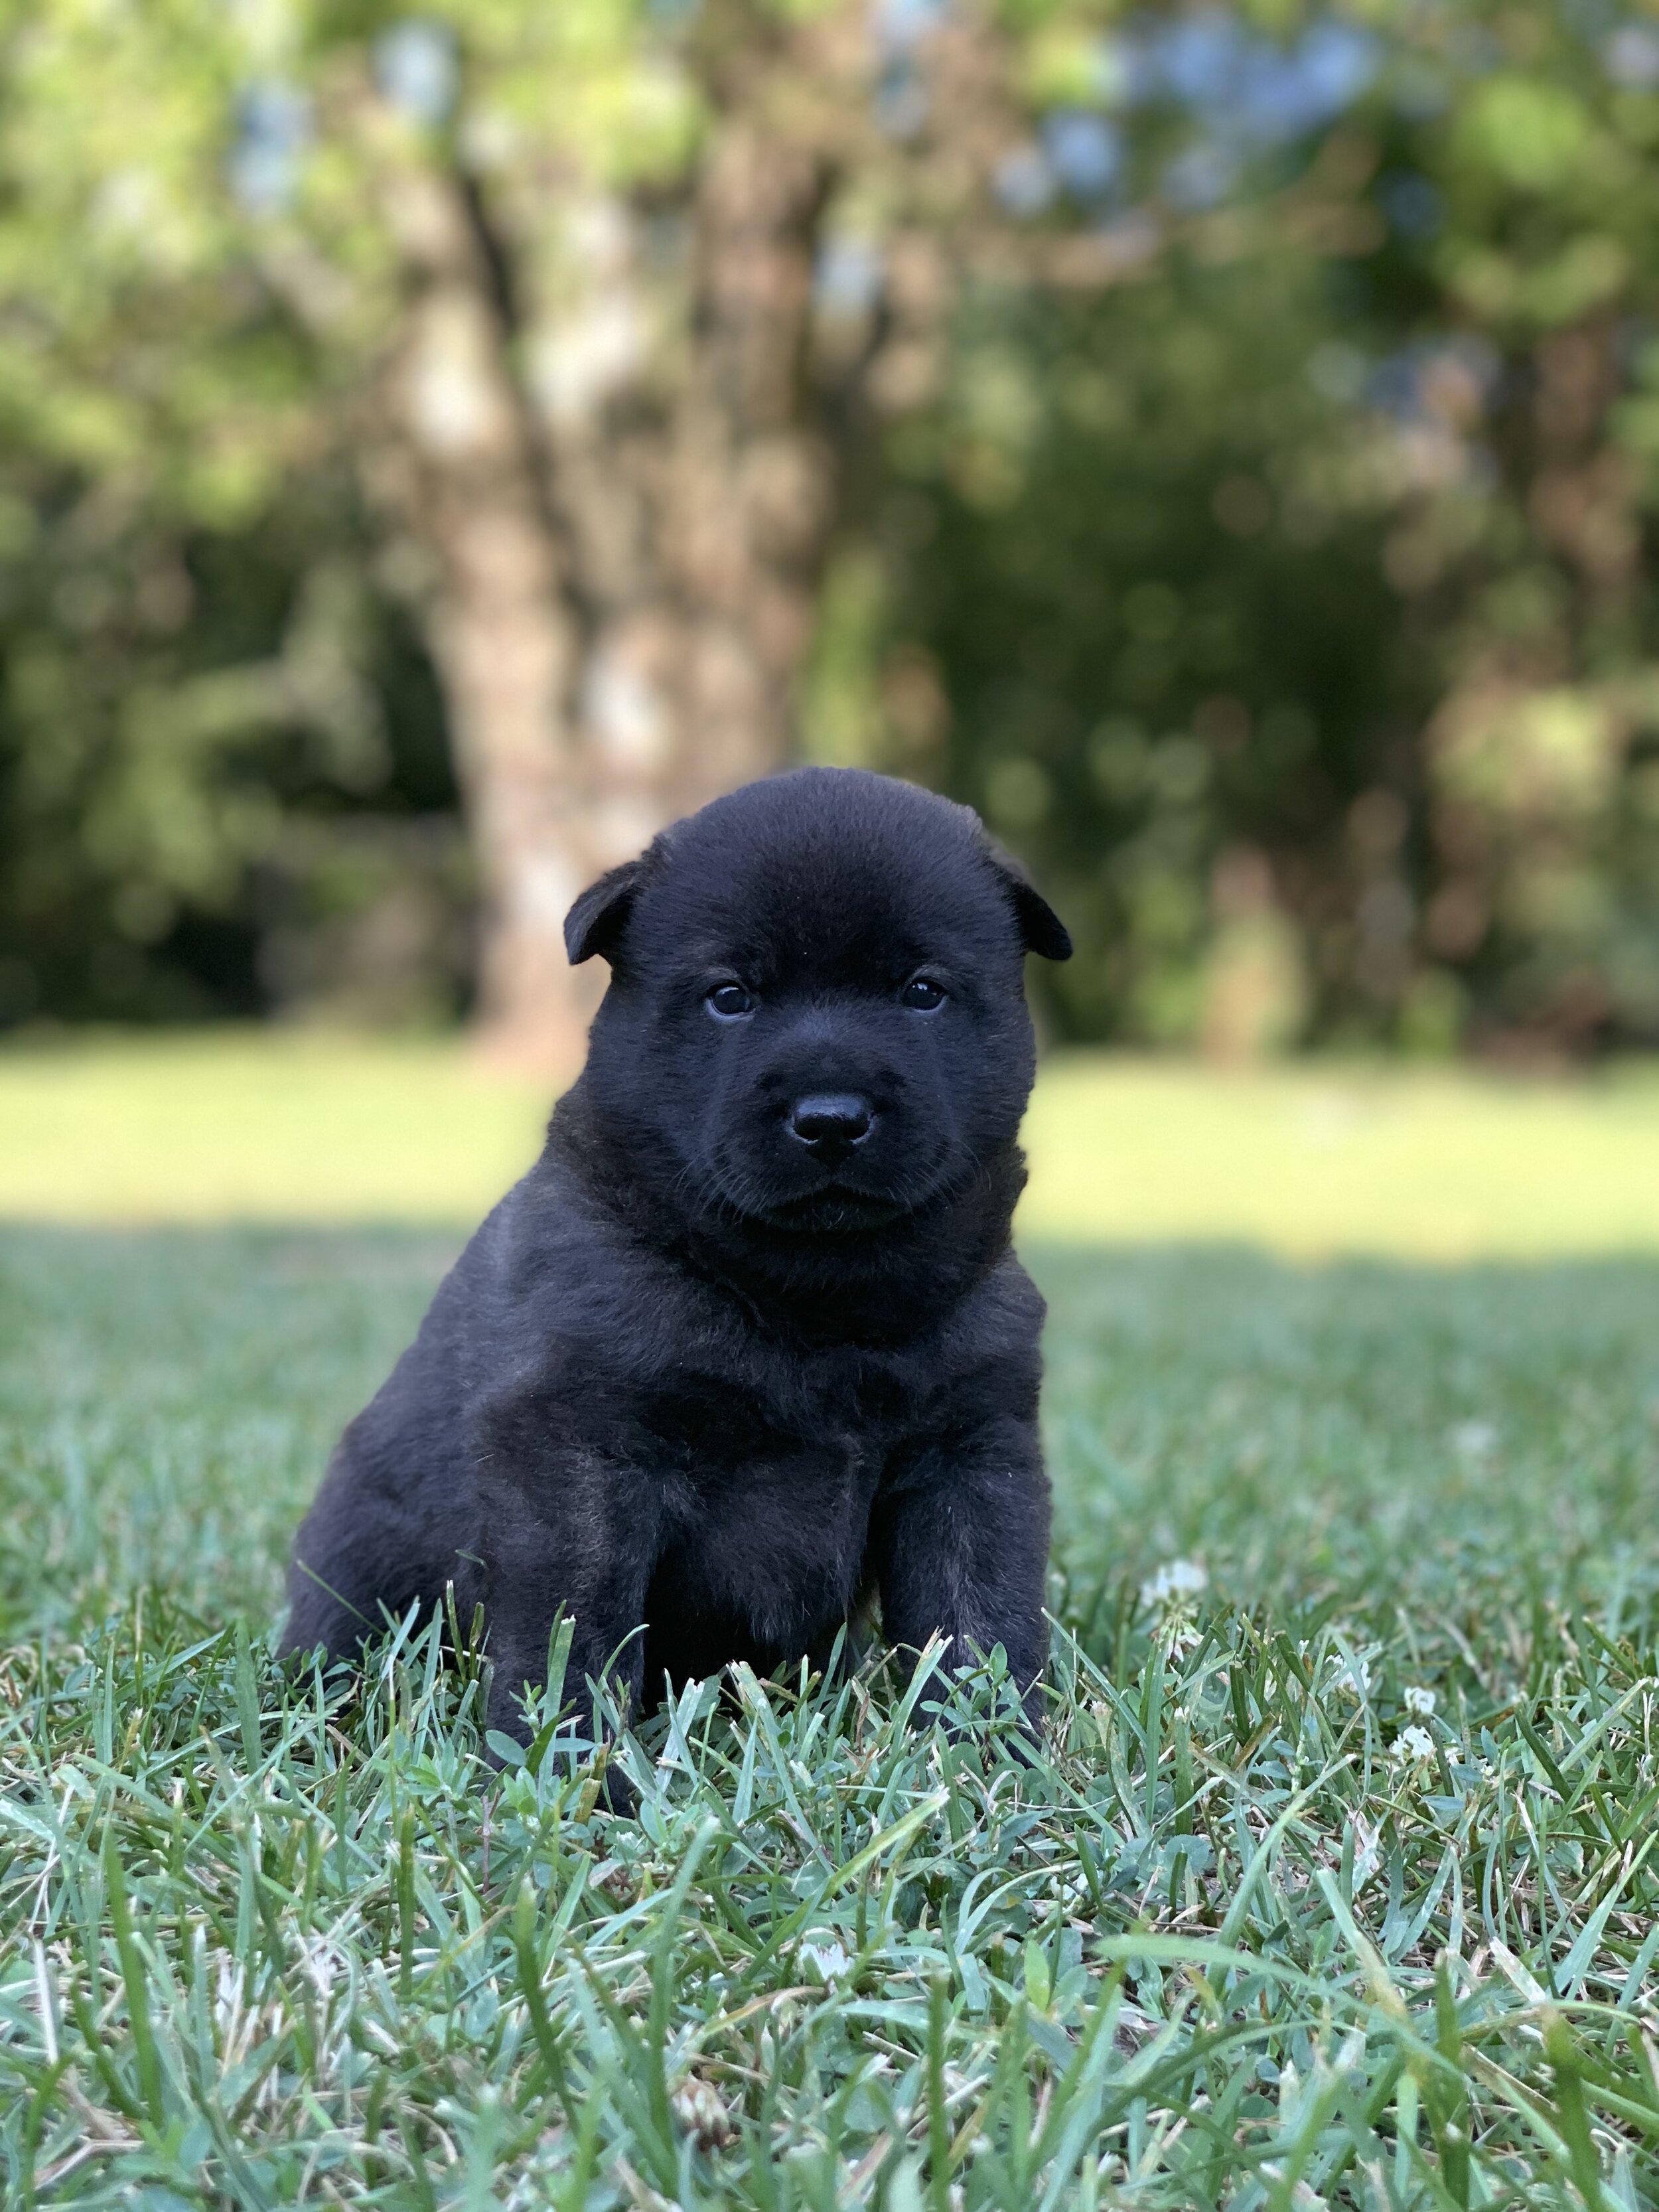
[568,769,1070,1238]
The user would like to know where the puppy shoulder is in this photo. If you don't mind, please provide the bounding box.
[934,1251,1046,1369]
[476,1153,731,1386]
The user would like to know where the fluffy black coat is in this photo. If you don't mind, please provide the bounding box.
[282,768,1071,1757]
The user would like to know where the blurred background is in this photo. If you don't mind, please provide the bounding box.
[5,0,1659,1082]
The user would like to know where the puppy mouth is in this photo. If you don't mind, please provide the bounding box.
[695,1132,958,1234]
[756,1184,910,1232]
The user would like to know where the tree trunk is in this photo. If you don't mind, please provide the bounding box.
[287,4,1194,1065]
[371,161,601,1069]
[370,94,837,1069]
[527,114,838,887]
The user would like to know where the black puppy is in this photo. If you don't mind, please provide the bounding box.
[282,768,1071,1763]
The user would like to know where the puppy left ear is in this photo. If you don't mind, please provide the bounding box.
[987,842,1072,962]
[565,858,646,966]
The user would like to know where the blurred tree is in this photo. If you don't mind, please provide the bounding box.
[281,0,1165,1060]
[4,0,1659,1055]
[1,0,1072,1059]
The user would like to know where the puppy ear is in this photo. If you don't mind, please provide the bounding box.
[564,859,646,966]
[986,841,1072,961]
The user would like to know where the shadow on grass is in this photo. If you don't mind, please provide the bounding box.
[3,1222,1656,1652]
[0,1222,461,1640]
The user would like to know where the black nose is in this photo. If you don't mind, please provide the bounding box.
[788,1093,875,1148]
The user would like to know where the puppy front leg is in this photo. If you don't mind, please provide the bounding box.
[873,1419,1051,1726]
[475,1458,661,1767]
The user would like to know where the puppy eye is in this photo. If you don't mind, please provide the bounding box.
[901,976,946,1011]
[707,982,755,1021]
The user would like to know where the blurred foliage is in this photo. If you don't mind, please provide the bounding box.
[815,2,1659,1053]
[0,486,467,1023]
[0,0,469,1023]
[3,0,1659,1048]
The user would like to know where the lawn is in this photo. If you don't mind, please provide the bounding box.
[2,1037,1658,2208]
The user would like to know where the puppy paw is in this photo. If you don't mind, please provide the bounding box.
[597,1763,640,1818]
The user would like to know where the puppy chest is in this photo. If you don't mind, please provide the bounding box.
[636,1362,905,1482]
[639,1374,886,1610]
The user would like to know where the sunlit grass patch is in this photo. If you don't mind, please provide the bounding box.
[5,1031,1659,1259]
[1021,1055,1659,1260]
[0,1031,547,1228]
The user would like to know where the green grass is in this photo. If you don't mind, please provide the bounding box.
[2,1039,1659,2205]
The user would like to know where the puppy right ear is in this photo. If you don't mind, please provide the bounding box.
[564,859,646,966]
[985,840,1073,962]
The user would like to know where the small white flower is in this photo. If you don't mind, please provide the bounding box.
[799,1939,849,1986]
[1394,1724,1437,1765]
[1330,1654,1371,1700]
[1452,1419,1498,1463]
[1140,1558,1207,1609]
[1403,1684,1437,1717]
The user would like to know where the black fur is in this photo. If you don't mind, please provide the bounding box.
[281,768,1071,1765]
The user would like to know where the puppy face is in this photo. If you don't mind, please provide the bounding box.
[570,770,1069,1236]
